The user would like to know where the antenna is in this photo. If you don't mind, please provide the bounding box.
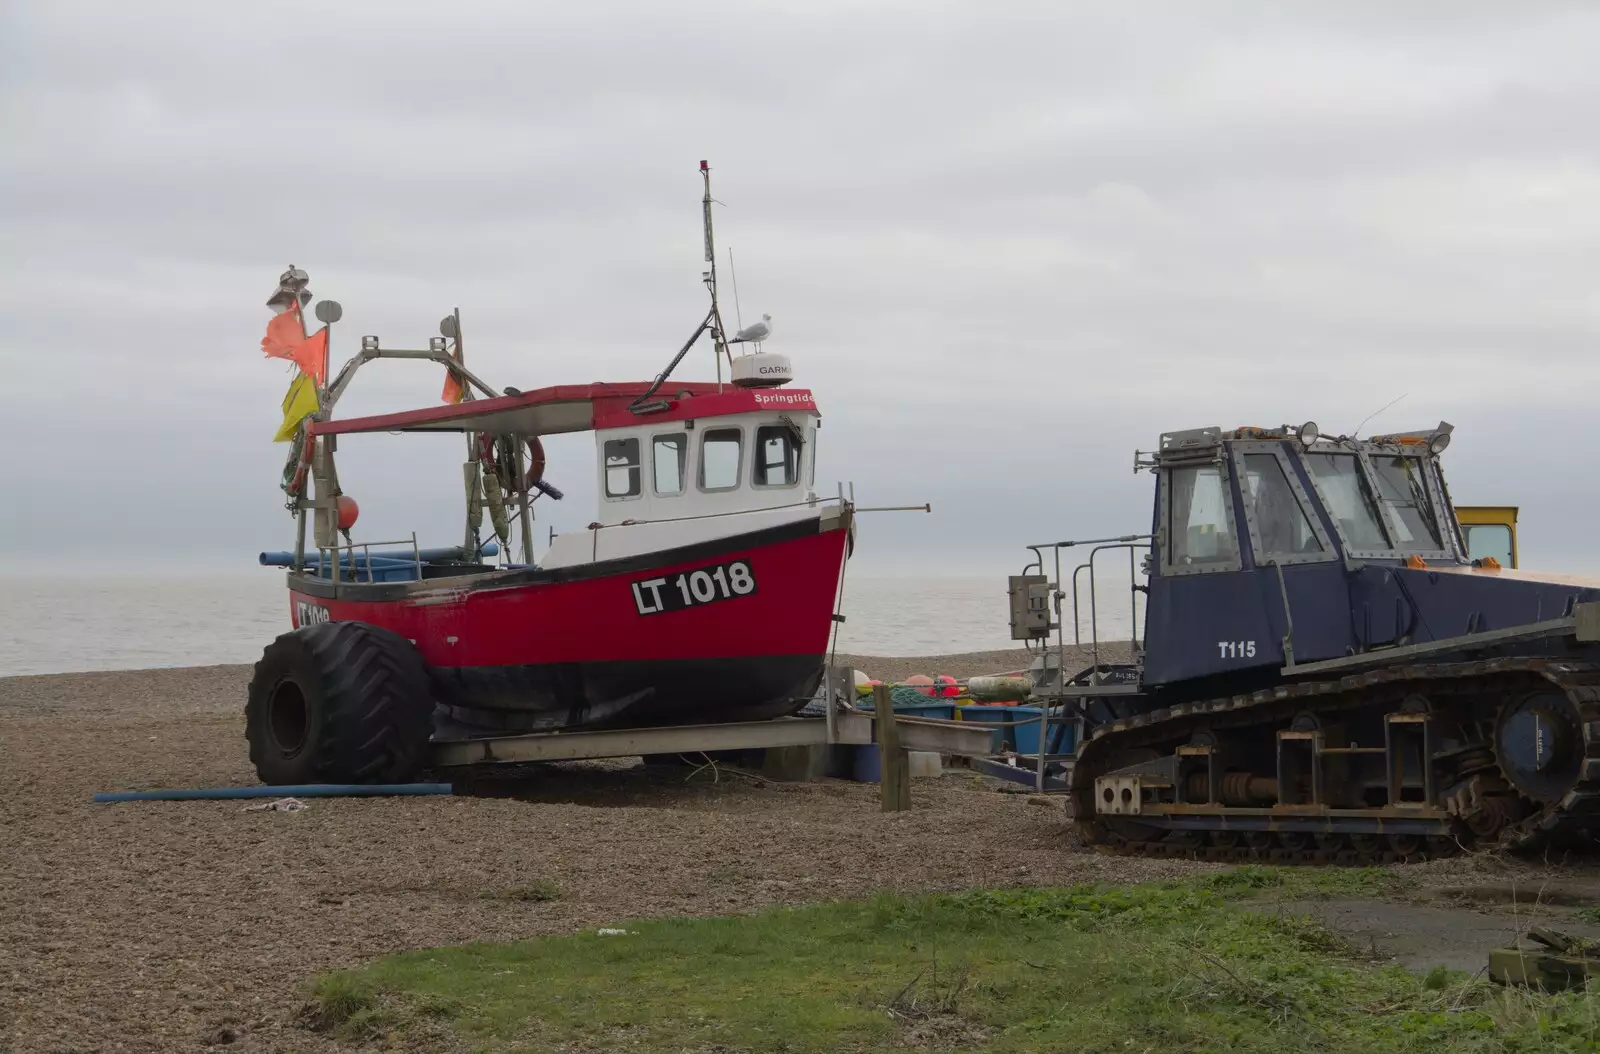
[728,247,745,334]
[700,160,732,388]
[627,161,735,412]
[1353,392,1408,438]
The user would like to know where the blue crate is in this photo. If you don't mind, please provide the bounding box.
[1009,706,1046,755]
[955,705,1012,752]
[855,701,956,721]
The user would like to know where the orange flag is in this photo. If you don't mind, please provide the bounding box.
[441,357,465,405]
[261,301,328,386]
[292,327,329,386]
[262,303,305,358]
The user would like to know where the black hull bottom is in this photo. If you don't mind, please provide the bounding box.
[429,654,825,738]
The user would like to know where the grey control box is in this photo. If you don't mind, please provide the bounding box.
[1008,574,1054,640]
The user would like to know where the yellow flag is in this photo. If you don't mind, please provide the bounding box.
[273,371,320,442]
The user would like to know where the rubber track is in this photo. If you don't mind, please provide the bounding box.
[1069,657,1600,864]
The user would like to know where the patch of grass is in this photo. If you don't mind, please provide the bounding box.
[302,973,388,1039]
[1573,906,1600,924]
[482,878,562,903]
[1201,863,1419,902]
[302,973,459,1042]
[310,869,1600,1053]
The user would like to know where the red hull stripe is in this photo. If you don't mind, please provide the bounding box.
[288,525,848,669]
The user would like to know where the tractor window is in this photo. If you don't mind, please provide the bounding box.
[1166,465,1236,568]
[1370,456,1443,550]
[699,428,743,491]
[1464,524,1513,566]
[1306,453,1388,550]
[652,433,687,496]
[753,425,800,487]
[1241,454,1323,558]
[603,437,641,499]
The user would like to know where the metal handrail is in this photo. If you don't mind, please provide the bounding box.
[1017,533,1153,792]
[316,533,422,583]
[584,495,846,531]
[1075,541,1151,675]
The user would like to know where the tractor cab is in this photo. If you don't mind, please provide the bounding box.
[1018,417,1600,708]
[1009,420,1529,702]
[1140,421,1467,688]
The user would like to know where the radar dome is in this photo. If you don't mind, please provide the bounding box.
[731,352,793,389]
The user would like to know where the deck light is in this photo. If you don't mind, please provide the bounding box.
[429,337,447,353]
[1429,421,1454,455]
[361,335,379,351]
[1296,421,1319,447]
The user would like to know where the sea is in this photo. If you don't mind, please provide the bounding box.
[0,572,1140,677]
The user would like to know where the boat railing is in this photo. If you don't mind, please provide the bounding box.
[314,533,424,583]
[580,494,929,533]
[583,495,844,532]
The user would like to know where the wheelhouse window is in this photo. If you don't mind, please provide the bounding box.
[603,437,641,499]
[1166,465,1236,568]
[1369,455,1443,550]
[1305,453,1388,551]
[699,428,743,491]
[754,425,800,487]
[1241,453,1324,558]
[1464,524,1512,566]
[652,433,687,496]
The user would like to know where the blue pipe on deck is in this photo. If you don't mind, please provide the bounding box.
[258,542,499,567]
[92,783,453,803]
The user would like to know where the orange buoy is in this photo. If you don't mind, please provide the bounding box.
[906,674,935,697]
[336,495,360,530]
[932,674,959,697]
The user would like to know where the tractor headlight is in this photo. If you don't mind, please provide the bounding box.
[1429,431,1451,455]
[1296,421,1319,447]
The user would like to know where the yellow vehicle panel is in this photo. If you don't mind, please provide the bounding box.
[1455,505,1518,568]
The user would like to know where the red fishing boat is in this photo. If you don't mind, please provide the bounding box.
[246,164,854,785]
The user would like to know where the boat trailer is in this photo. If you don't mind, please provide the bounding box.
[429,666,998,769]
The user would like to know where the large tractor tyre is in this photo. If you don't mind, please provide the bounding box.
[245,621,435,785]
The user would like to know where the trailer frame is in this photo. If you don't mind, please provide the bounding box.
[423,667,1002,770]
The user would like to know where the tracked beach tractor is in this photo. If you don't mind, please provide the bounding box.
[1018,422,1600,863]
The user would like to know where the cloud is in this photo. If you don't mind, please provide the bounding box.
[4,0,1600,576]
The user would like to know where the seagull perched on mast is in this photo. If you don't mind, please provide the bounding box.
[729,313,772,346]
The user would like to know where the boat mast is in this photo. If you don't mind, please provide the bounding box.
[627,161,735,413]
[445,307,485,561]
[701,160,731,391]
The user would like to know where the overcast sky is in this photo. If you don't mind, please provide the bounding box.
[4,1,1599,577]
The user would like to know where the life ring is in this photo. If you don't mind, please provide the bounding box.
[475,434,511,544]
[525,435,546,486]
[283,430,315,499]
[477,434,546,489]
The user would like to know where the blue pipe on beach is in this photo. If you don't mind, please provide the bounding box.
[92,783,453,803]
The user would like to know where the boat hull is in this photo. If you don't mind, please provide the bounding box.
[285,514,850,734]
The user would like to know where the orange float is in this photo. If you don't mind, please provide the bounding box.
[335,494,359,530]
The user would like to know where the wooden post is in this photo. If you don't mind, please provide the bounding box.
[875,683,910,812]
